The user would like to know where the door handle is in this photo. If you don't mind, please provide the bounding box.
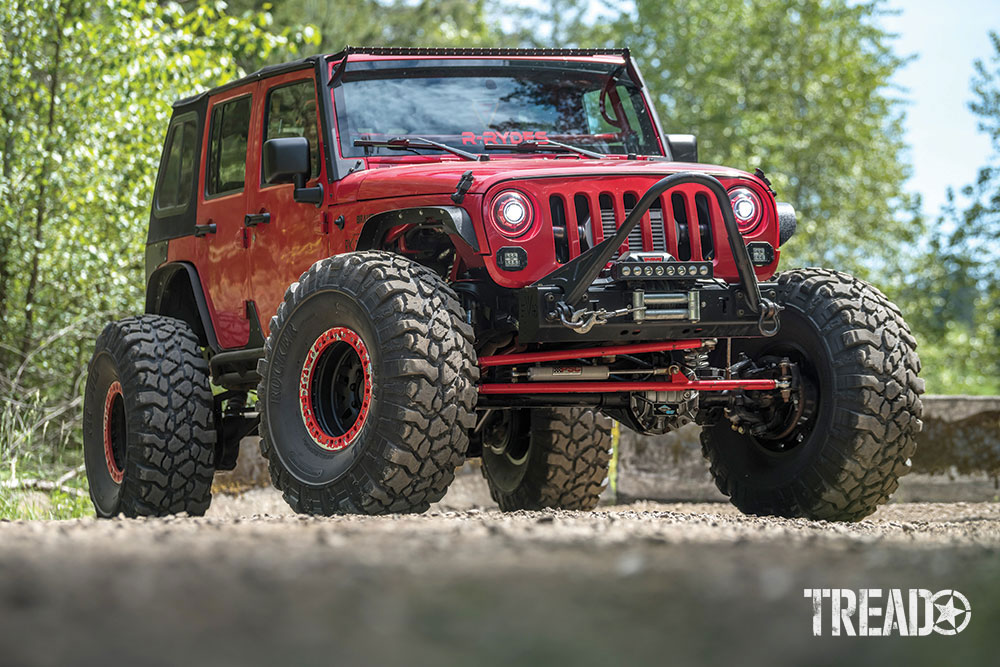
[194,221,217,237]
[244,212,271,227]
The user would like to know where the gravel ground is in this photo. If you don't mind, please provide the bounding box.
[1,477,997,666]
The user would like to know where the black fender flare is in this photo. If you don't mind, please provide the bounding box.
[145,261,219,351]
[776,202,797,247]
[355,205,479,253]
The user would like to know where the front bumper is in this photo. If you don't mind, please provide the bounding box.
[516,171,781,344]
[517,280,778,343]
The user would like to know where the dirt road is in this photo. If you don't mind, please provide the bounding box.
[1,480,997,666]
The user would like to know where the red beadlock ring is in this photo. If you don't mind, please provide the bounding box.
[103,381,124,483]
[299,327,373,451]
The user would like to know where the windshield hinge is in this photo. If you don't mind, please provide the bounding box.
[328,54,349,87]
[451,170,474,204]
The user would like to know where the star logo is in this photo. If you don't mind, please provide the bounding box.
[932,590,972,635]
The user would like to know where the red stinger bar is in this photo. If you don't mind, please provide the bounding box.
[478,340,704,368]
[478,379,779,394]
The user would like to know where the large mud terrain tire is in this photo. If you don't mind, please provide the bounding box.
[82,315,216,517]
[701,268,924,521]
[257,251,478,515]
[480,408,613,511]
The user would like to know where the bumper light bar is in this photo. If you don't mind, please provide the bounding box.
[613,261,713,281]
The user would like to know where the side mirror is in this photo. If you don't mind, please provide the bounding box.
[666,134,698,163]
[263,137,310,184]
[262,136,324,206]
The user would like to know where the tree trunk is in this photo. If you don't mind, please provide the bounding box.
[19,15,63,359]
[0,90,14,372]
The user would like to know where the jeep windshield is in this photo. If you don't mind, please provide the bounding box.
[333,60,663,159]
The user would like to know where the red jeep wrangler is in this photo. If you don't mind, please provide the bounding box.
[83,47,923,520]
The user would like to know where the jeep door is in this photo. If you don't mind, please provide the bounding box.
[196,85,258,349]
[247,72,328,333]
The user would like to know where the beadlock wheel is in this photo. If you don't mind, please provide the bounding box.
[102,381,126,483]
[258,251,478,516]
[83,315,216,517]
[299,326,373,452]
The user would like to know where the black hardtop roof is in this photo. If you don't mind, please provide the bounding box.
[171,46,631,110]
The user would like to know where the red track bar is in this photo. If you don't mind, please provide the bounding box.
[478,379,778,394]
[478,340,704,368]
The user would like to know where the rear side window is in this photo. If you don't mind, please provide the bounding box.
[206,95,252,197]
[264,80,320,180]
[155,117,197,213]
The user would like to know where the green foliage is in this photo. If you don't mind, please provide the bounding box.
[227,0,498,58]
[901,31,1000,394]
[0,390,90,519]
[0,0,317,499]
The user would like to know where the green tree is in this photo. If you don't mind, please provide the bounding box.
[0,0,317,485]
[900,31,1000,394]
[226,0,498,62]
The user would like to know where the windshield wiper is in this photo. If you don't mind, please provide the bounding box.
[354,137,488,162]
[484,139,604,160]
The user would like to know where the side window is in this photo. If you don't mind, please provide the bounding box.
[155,117,197,213]
[263,80,320,180]
[206,95,252,197]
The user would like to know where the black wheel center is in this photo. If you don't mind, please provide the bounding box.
[312,341,365,439]
[108,393,126,471]
[480,409,533,494]
[752,352,820,455]
[482,411,531,464]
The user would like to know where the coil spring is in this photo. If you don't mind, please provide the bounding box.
[683,348,711,377]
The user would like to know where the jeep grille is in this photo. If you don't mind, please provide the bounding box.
[548,188,717,264]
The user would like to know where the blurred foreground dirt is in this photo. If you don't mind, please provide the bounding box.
[0,477,997,666]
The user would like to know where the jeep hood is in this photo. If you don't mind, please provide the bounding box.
[351,158,753,202]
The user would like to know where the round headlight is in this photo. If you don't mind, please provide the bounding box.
[622,266,632,276]
[490,190,535,238]
[728,187,763,234]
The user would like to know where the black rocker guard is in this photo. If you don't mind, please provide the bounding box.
[517,172,781,344]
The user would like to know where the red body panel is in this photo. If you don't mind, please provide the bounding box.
[164,53,783,350]
[339,158,779,289]
[170,82,259,349]
[247,71,330,331]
